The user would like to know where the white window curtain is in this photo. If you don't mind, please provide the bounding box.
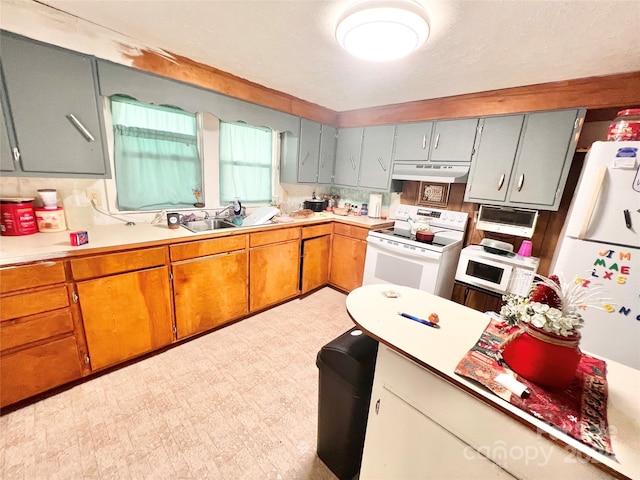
[111,95,202,211]
[219,121,272,203]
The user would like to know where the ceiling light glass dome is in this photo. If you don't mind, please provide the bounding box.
[336,1,430,61]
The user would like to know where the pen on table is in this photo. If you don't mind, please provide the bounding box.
[398,312,440,329]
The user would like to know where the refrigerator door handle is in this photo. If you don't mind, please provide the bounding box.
[577,166,607,240]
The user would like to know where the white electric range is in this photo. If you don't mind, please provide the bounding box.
[362,205,468,299]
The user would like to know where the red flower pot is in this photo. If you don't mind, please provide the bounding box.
[501,325,581,389]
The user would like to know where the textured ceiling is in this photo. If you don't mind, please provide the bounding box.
[33,0,640,112]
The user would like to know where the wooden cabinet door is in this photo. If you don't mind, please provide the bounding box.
[329,235,367,292]
[359,124,395,190]
[250,240,300,312]
[298,118,321,183]
[77,266,174,371]
[393,121,433,161]
[465,115,525,203]
[173,251,248,339]
[334,127,363,187]
[429,118,479,163]
[0,32,108,176]
[318,124,337,184]
[1,336,83,408]
[301,235,331,294]
[508,109,581,207]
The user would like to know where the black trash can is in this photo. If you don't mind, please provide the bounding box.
[316,328,378,480]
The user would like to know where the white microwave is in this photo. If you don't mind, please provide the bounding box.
[455,245,540,297]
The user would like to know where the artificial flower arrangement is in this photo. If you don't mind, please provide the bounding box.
[498,273,606,388]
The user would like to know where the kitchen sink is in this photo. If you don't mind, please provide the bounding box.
[181,218,238,233]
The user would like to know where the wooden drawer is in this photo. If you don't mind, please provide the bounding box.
[171,234,247,262]
[333,223,369,240]
[1,309,74,353]
[70,247,167,280]
[302,223,333,239]
[0,260,66,294]
[250,227,300,247]
[0,285,69,322]
[1,335,82,408]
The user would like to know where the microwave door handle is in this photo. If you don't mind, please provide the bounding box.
[577,166,607,240]
[367,238,443,261]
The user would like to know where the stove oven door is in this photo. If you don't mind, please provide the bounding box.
[363,236,452,298]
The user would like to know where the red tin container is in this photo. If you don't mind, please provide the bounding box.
[0,198,38,236]
[607,109,640,141]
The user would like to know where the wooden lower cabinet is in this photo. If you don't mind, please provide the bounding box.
[1,336,82,408]
[172,251,248,339]
[77,266,174,371]
[0,260,84,408]
[250,240,301,312]
[301,235,331,294]
[329,224,368,293]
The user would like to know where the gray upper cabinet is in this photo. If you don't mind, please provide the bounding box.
[359,125,395,190]
[393,121,433,161]
[507,109,584,207]
[280,119,336,185]
[334,127,364,187]
[298,119,322,183]
[429,118,479,162]
[0,32,110,177]
[464,115,525,203]
[464,109,584,210]
[318,125,337,184]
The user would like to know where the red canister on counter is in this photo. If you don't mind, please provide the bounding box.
[0,198,38,236]
[607,109,640,141]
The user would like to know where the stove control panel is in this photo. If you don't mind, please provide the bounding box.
[393,205,468,230]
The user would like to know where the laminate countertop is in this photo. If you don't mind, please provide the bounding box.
[346,284,640,480]
[0,213,392,266]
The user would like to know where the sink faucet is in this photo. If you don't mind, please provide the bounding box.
[214,205,233,218]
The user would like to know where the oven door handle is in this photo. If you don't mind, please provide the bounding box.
[367,237,444,261]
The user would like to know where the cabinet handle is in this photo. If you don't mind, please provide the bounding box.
[84,354,90,364]
[12,147,20,162]
[434,133,440,149]
[517,174,525,191]
[377,157,387,172]
[72,291,79,303]
[349,155,356,170]
[497,173,505,191]
[422,134,427,149]
[301,152,309,165]
[66,114,95,142]
[375,398,380,414]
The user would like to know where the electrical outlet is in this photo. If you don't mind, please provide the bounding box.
[86,188,102,207]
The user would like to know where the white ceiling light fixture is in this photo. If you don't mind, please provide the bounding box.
[336,0,430,62]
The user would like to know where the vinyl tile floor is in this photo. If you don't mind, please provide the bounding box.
[1,287,356,479]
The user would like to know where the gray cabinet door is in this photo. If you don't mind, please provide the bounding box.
[465,115,524,203]
[334,127,363,187]
[1,33,108,176]
[508,110,581,206]
[429,118,479,162]
[0,92,16,172]
[359,125,395,190]
[318,125,336,184]
[297,118,321,183]
[393,121,433,161]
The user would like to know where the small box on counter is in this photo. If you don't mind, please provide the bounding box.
[70,230,89,246]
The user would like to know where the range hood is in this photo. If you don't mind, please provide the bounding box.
[391,162,469,183]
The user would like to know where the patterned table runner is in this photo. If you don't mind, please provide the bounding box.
[454,317,613,455]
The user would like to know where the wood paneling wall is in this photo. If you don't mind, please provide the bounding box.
[125,47,639,126]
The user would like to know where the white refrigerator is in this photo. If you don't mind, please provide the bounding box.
[552,141,640,369]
